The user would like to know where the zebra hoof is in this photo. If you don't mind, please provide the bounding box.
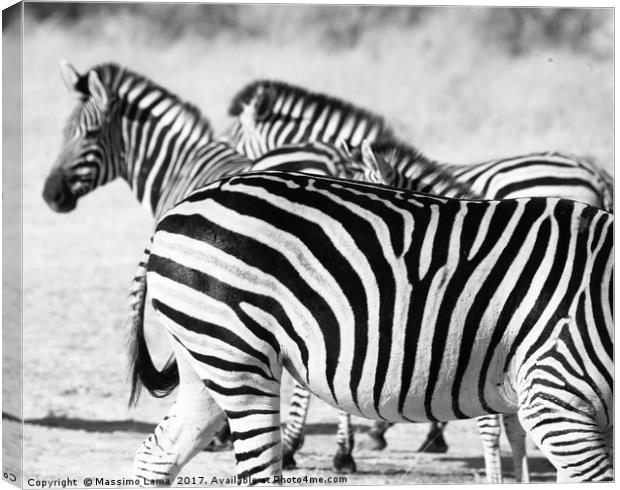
[417,434,448,453]
[360,431,388,451]
[332,452,357,474]
[282,450,297,470]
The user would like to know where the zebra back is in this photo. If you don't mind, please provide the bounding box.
[222,80,396,159]
[356,139,481,199]
[441,151,613,211]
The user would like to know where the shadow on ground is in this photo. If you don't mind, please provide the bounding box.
[10,413,370,437]
[437,454,556,480]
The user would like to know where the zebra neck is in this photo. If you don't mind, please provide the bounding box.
[120,109,214,218]
[151,140,253,220]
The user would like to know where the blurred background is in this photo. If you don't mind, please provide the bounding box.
[13,3,612,485]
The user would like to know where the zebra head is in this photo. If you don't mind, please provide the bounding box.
[357,140,395,184]
[220,83,277,158]
[229,82,276,123]
[43,61,122,213]
[339,139,395,185]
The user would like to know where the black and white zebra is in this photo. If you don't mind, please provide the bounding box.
[220,79,396,160]
[42,61,253,219]
[42,62,391,469]
[129,167,613,484]
[223,79,612,214]
[221,80,614,480]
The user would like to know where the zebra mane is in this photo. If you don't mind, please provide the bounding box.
[82,62,212,132]
[370,139,481,199]
[228,79,395,140]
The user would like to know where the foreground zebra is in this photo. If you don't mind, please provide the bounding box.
[222,79,614,477]
[130,166,613,484]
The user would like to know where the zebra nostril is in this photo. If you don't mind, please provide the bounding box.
[50,188,64,203]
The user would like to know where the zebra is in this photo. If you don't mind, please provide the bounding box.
[129,166,613,484]
[222,79,613,214]
[42,61,394,469]
[220,79,614,480]
[220,79,396,160]
[42,61,253,219]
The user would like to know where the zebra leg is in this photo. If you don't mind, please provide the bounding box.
[282,381,311,470]
[134,345,227,485]
[518,404,612,482]
[417,422,448,453]
[514,323,613,482]
[475,415,502,483]
[220,391,282,482]
[360,421,393,451]
[332,411,356,474]
[516,359,613,482]
[502,413,529,482]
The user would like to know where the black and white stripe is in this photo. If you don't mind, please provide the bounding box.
[221,80,395,160]
[43,62,260,219]
[130,170,613,483]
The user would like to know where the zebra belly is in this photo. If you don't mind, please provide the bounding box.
[283,338,516,424]
[287,369,511,424]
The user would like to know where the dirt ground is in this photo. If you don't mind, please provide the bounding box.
[16,409,558,486]
[6,6,612,487]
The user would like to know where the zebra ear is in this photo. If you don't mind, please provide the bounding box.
[361,140,393,185]
[254,86,275,122]
[87,70,109,110]
[336,138,353,158]
[60,60,88,99]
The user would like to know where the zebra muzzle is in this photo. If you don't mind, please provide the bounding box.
[42,171,77,213]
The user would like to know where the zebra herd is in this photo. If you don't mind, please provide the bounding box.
[42,61,613,484]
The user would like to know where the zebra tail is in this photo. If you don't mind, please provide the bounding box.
[127,242,179,407]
